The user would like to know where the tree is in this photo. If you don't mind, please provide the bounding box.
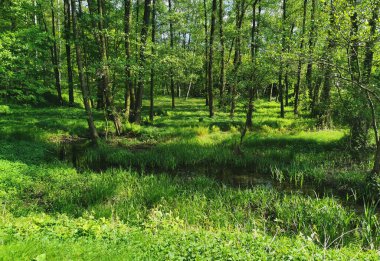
[317,0,336,128]
[98,0,123,135]
[134,0,151,123]
[218,0,226,108]
[230,0,246,117]
[361,2,379,174]
[245,0,260,129]
[307,0,317,113]
[63,0,74,106]
[71,0,99,142]
[150,0,156,121]
[294,0,307,115]
[207,0,217,117]
[278,0,286,118]
[50,0,63,105]
[124,0,132,120]
[168,0,175,109]
[348,0,369,157]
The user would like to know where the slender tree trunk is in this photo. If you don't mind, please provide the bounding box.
[124,0,132,120]
[278,0,286,118]
[284,71,289,106]
[134,0,151,123]
[50,0,63,105]
[78,0,94,108]
[362,3,379,173]
[71,0,98,142]
[318,0,335,128]
[98,0,122,135]
[168,0,175,109]
[307,0,317,112]
[87,0,105,109]
[149,0,156,121]
[284,23,294,107]
[294,0,308,115]
[129,0,140,120]
[230,0,246,117]
[374,143,380,174]
[203,0,209,106]
[218,0,225,108]
[349,0,368,157]
[246,0,259,129]
[208,0,217,117]
[64,0,74,106]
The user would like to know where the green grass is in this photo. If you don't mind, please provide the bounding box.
[0,97,379,259]
[0,160,379,258]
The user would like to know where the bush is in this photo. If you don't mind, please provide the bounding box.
[0,105,11,115]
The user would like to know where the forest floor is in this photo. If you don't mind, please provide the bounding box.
[0,97,379,260]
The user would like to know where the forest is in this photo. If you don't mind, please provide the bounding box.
[0,0,380,259]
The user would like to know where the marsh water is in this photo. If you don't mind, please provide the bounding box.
[56,141,360,202]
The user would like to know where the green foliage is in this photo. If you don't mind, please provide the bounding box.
[0,105,11,115]
[0,97,379,258]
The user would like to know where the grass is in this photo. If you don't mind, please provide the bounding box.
[0,97,379,259]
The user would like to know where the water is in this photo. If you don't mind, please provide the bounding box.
[55,141,375,212]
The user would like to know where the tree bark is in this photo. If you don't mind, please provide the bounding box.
[168,0,175,109]
[98,0,123,135]
[278,0,286,118]
[230,0,246,117]
[124,0,132,120]
[294,0,307,115]
[150,0,156,121]
[134,0,151,123]
[203,0,209,106]
[285,23,294,107]
[246,0,259,129]
[50,0,63,105]
[362,3,380,173]
[71,0,99,143]
[307,0,317,112]
[374,143,380,174]
[208,0,217,117]
[349,0,369,157]
[87,0,105,109]
[318,0,335,128]
[64,0,74,106]
[218,0,225,108]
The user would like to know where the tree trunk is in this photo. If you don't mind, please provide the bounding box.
[293,0,307,114]
[124,0,132,120]
[278,0,286,118]
[98,0,123,135]
[50,0,63,105]
[362,3,379,173]
[208,0,217,117]
[71,0,99,143]
[129,0,140,120]
[294,0,307,115]
[203,0,209,106]
[168,0,175,109]
[306,0,316,110]
[318,0,335,129]
[230,0,246,117]
[374,143,380,175]
[150,0,156,121]
[134,0,151,123]
[311,72,322,115]
[63,0,74,106]
[349,0,369,157]
[285,23,294,107]
[87,0,105,109]
[218,0,225,108]
[246,0,259,129]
